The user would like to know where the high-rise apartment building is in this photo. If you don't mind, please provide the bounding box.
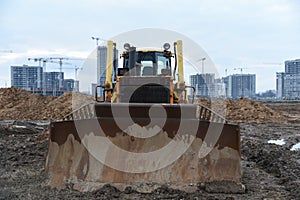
[285,59,300,74]
[11,65,43,92]
[190,73,226,98]
[96,46,118,96]
[44,72,64,96]
[63,79,78,92]
[277,59,300,99]
[226,74,256,99]
[11,65,79,96]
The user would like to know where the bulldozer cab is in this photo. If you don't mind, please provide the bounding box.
[102,41,187,104]
[121,51,172,77]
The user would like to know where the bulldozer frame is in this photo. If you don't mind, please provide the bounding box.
[45,40,243,193]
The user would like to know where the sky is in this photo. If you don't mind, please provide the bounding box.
[0,0,300,92]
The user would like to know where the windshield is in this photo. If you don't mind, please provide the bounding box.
[122,51,171,76]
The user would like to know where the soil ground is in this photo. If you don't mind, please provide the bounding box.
[0,101,299,199]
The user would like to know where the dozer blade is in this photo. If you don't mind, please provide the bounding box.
[46,103,243,193]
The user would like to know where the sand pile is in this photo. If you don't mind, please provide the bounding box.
[226,98,284,122]
[45,92,94,120]
[198,98,285,123]
[0,88,285,122]
[0,87,54,120]
[0,87,93,120]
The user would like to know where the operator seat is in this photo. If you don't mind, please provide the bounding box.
[142,66,154,76]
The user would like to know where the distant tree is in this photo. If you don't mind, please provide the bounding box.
[256,90,276,98]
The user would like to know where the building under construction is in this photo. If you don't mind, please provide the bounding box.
[10,65,78,96]
[190,73,256,99]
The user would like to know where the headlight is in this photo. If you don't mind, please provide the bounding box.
[163,43,170,50]
[124,43,131,51]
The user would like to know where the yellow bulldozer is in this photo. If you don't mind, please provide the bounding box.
[46,40,242,192]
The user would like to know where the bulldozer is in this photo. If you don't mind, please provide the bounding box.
[46,40,243,193]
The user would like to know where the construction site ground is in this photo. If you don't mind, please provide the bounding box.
[0,88,299,199]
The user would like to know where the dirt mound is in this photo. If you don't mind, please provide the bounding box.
[198,98,285,123]
[0,87,93,120]
[44,92,94,120]
[226,98,284,122]
[0,88,284,122]
[0,87,54,120]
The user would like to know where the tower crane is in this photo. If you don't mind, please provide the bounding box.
[73,66,83,81]
[233,62,283,73]
[49,60,83,92]
[49,57,84,72]
[27,57,84,94]
[262,62,283,66]
[233,67,248,74]
[49,57,84,88]
[50,61,83,81]
[91,36,107,46]
[231,63,283,98]
[49,57,69,74]
[245,62,283,69]
[28,57,51,95]
[0,49,13,53]
[28,57,50,67]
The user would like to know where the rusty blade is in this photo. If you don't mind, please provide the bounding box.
[46,103,241,192]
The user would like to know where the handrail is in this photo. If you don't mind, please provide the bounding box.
[63,102,95,120]
[196,103,227,123]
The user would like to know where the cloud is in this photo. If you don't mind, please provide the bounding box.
[0,0,299,91]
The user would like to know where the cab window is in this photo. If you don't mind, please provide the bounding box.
[157,55,171,76]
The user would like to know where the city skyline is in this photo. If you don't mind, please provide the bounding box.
[9,56,299,99]
[1,0,300,92]
[10,65,78,96]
